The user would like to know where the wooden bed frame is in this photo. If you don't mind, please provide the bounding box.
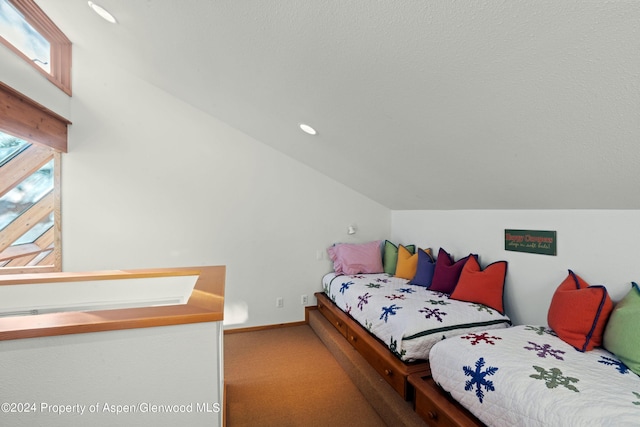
[315,291,430,400]
[315,291,486,426]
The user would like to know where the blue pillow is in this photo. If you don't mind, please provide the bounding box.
[409,249,436,287]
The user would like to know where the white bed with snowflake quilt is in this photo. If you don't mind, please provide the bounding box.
[322,272,511,362]
[429,325,640,427]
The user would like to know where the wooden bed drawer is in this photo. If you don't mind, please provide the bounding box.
[317,297,348,338]
[408,374,484,427]
[347,326,407,395]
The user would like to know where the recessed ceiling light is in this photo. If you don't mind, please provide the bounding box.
[88,1,117,24]
[299,123,317,135]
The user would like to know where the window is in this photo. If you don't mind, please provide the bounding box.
[0,0,72,95]
[0,83,68,274]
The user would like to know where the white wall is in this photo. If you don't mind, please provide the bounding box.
[392,210,640,326]
[0,43,390,329]
[0,322,223,427]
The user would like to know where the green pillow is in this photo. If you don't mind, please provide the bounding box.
[603,282,640,376]
[383,240,415,275]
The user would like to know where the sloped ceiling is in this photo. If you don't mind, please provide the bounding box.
[37,0,640,209]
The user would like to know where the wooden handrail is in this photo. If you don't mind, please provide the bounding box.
[0,265,225,341]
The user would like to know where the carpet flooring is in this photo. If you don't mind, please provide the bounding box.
[224,324,387,426]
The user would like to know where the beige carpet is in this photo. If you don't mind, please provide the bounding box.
[224,325,387,427]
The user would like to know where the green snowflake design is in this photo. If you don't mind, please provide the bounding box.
[364,319,373,331]
[633,391,640,406]
[426,299,450,305]
[471,303,494,314]
[525,326,556,337]
[389,336,406,359]
[530,366,579,392]
[366,282,382,288]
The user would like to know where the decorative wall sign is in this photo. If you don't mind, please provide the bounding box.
[505,229,557,256]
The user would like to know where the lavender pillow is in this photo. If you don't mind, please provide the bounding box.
[327,240,384,275]
[429,248,474,294]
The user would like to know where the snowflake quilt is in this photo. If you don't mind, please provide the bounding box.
[429,325,640,427]
[322,272,511,362]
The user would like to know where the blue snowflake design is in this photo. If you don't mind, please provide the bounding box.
[339,281,354,294]
[523,342,565,360]
[357,292,371,310]
[379,304,402,323]
[598,356,630,374]
[398,288,416,294]
[463,357,499,403]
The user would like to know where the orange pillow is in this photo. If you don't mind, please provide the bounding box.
[395,245,432,280]
[450,256,507,314]
[547,270,614,352]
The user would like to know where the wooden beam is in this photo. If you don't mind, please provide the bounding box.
[0,83,69,152]
[0,190,54,252]
[0,144,53,199]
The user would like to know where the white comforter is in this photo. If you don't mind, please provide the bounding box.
[429,325,640,427]
[322,272,511,362]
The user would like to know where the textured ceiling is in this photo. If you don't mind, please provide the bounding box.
[38,0,640,209]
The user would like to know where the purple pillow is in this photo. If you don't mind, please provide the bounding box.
[327,240,384,275]
[409,249,436,287]
[429,248,475,294]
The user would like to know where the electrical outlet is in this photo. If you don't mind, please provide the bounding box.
[276,297,284,308]
[301,295,308,305]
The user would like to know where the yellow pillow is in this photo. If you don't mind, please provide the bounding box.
[395,245,432,280]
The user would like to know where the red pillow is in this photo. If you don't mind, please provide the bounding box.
[547,270,614,352]
[450,256,507,314]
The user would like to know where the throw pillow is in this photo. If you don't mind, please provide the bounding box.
[383,240,415,275]
[409,248,436,287]
[395,245,431,280]
[327,240,384,275]
[429,248,473,294]
[603,282,640,376]
[547,270,614,352]
[450,256,508,314]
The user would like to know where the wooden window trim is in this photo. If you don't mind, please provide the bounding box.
[2,0,72,95]
[0,266,226,341]
[0,83,67,274]
[0,82,70,152]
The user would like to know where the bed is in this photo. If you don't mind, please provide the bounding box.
[317,240,513,400]
[322,272,511,362]
[427,275,640,426]
[429,324,640,426]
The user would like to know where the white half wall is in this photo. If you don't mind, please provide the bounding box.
[391,210,640,326]
[0,322,223,427]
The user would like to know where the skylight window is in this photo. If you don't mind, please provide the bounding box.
[0,0,72,95]
[0,0,50,72]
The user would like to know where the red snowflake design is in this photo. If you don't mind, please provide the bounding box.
[461,332,502,345]
[385,294,406,300]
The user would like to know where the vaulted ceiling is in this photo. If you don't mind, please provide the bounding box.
[38,1,640,209]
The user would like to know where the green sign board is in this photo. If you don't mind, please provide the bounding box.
[505,229,557,256]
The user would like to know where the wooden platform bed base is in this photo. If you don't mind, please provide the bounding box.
[315,292,430,400]
[314,292,486,427]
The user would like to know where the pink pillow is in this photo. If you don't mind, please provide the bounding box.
[327,241,384,275]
